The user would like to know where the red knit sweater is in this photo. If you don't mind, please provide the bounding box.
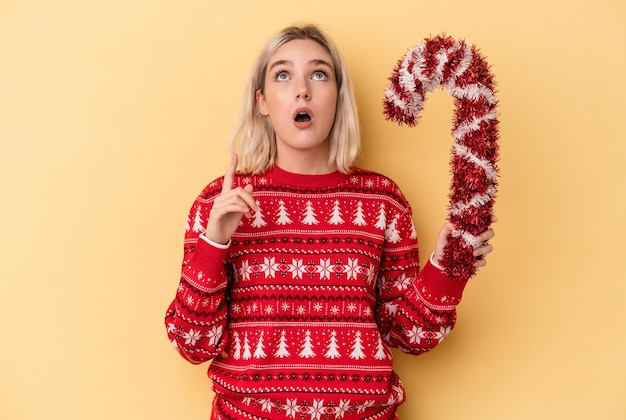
[165,166,468,419]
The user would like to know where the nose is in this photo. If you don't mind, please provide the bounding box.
[296,79,310,100]
[296,88,310,100]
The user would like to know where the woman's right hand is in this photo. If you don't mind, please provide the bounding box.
[204,154,257,245]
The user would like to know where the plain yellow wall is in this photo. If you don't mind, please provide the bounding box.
[1,0,624,419]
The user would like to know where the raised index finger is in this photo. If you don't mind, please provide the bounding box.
[221,154,238,193]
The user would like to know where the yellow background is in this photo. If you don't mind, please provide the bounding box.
[1,0,624,419]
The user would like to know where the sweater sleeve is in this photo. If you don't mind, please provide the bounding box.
[164,184,231,364]
[375,205,469,355]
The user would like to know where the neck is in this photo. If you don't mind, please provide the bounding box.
[275,149,335,175]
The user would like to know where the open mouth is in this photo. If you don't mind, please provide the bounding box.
[294,111,312,122]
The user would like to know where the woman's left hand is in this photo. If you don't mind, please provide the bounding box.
[433,215,498,268]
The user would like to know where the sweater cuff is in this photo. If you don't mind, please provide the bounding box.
[416,259,468,310]
[429,252,444,270]
[200,232,231,249]
[182,236,230,292]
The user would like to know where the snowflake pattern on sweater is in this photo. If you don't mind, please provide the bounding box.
[165,166,468,419]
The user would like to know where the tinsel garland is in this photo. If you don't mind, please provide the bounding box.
[383,35,499,282]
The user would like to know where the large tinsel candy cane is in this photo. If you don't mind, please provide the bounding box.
[383,35,499,282]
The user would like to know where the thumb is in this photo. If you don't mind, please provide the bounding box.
[434,222,455,262]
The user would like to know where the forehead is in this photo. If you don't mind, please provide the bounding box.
[269,39,334,67]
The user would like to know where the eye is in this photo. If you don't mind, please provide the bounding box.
[274,71,290,81]
[311,70,329,81]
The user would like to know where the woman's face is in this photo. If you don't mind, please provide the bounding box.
[256,39,338,173]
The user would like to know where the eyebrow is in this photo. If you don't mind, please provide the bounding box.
[268,59,334,72]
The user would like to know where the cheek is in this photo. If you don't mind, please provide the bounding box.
[324,94,338,119]
[266,91,291,111]
[328,89,338,109]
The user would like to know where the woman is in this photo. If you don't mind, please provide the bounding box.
[165,24,495,419]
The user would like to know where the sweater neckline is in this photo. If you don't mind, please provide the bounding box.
[267,165,350,188]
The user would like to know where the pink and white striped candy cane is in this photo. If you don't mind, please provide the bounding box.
[384,35,500,282]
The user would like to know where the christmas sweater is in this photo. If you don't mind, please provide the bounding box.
[165,166,469,420]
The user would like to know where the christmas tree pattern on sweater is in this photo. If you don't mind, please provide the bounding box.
[166,166,465,419]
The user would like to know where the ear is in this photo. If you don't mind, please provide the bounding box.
[256,89,269,116]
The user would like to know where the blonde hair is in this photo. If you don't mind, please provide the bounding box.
[229,24,361,174]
